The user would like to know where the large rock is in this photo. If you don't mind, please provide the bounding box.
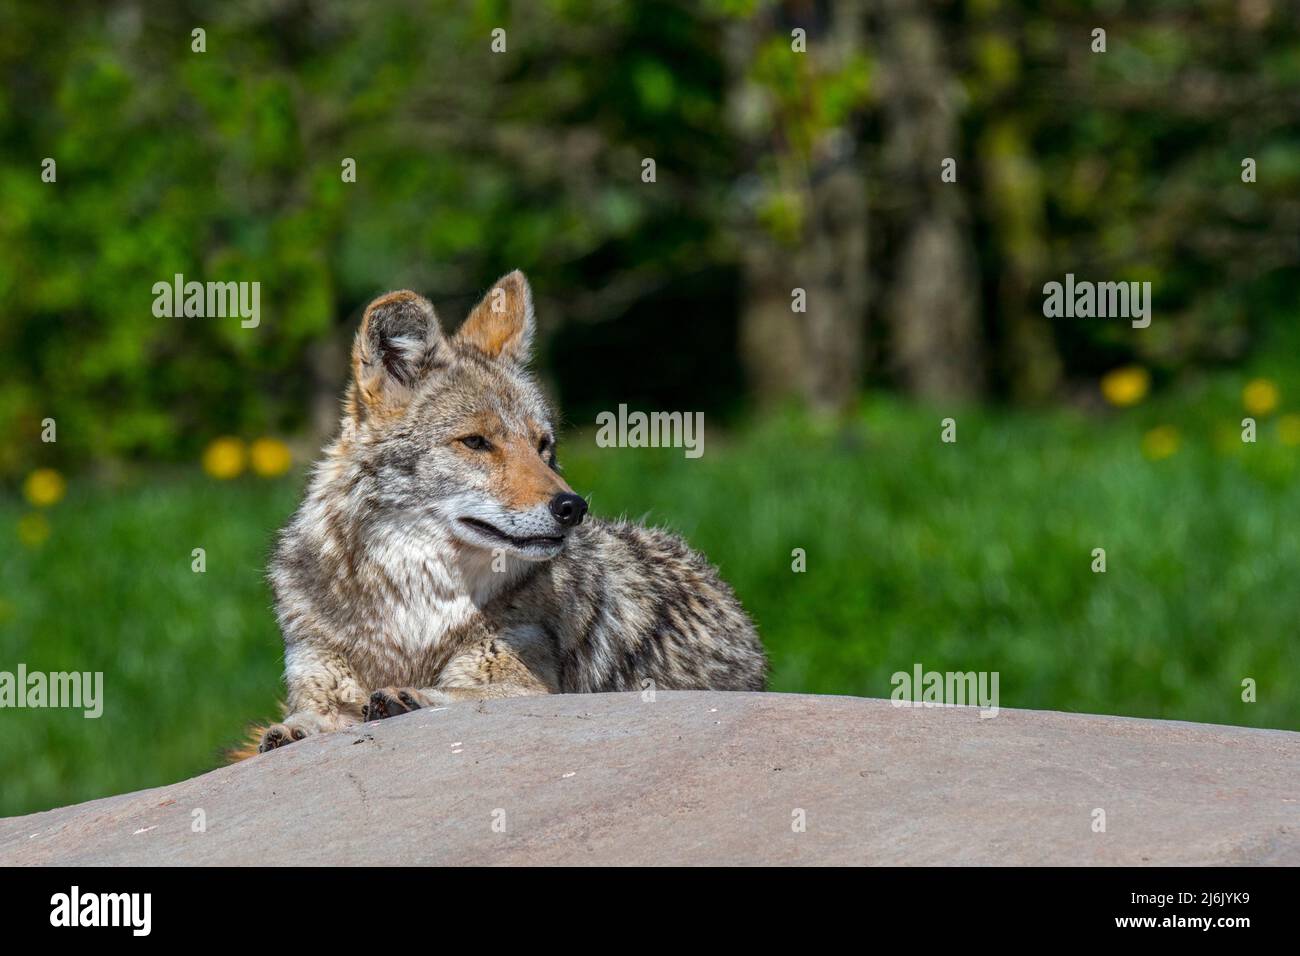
[2,692,1296,865]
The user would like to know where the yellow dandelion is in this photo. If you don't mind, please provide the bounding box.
[23,468,66,508]
[202,437,247,480]
[1100,366,1150,407]
[1142,425,1180,461]
[1242,378,1280,417]
[1279,414,1300,446]
[249,437,292,478]
[17,512,51,548]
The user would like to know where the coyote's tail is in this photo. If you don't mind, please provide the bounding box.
[224,704,283,763]
[224,724,270,763]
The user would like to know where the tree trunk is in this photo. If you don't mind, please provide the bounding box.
[727,0,870,416]
[877,0,985,402]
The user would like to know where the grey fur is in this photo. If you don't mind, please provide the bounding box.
[259,273,766,752]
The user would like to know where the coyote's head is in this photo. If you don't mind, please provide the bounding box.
[341,271,586,562]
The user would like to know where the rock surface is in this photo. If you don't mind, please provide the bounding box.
[2,692,1297,865]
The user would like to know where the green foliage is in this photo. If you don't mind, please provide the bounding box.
[0,475,294,816]
[989,1,1300,380]
[0,0,735,476]
[3,1,1298,475]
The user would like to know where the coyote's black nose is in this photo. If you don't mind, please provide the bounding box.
[549,492,588,528]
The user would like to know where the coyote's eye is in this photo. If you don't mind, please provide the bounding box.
[459,435,492,452]
[539,436,558,470]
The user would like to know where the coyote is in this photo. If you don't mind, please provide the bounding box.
[249,271,766,755]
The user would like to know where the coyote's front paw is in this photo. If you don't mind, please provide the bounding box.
[259,718,309,752]
[363,687,437,721]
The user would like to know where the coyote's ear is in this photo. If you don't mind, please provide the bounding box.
[456,270,535,365]
[350,290,444,419]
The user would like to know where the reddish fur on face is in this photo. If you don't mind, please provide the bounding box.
[490,434,573,510]
[454,410,572,510]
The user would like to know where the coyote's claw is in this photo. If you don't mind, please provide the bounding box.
[258,721,307,752]
[366,687,430,720]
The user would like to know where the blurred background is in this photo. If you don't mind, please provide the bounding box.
[2,0,1299,816]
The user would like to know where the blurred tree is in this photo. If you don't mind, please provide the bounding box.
[2,0,1299,475]
[875,0,984,401]
[0,0,738,473]
[721,0,872,414]
[989,0,1300,394]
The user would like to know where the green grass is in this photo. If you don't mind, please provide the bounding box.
[3,388,1299,817]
